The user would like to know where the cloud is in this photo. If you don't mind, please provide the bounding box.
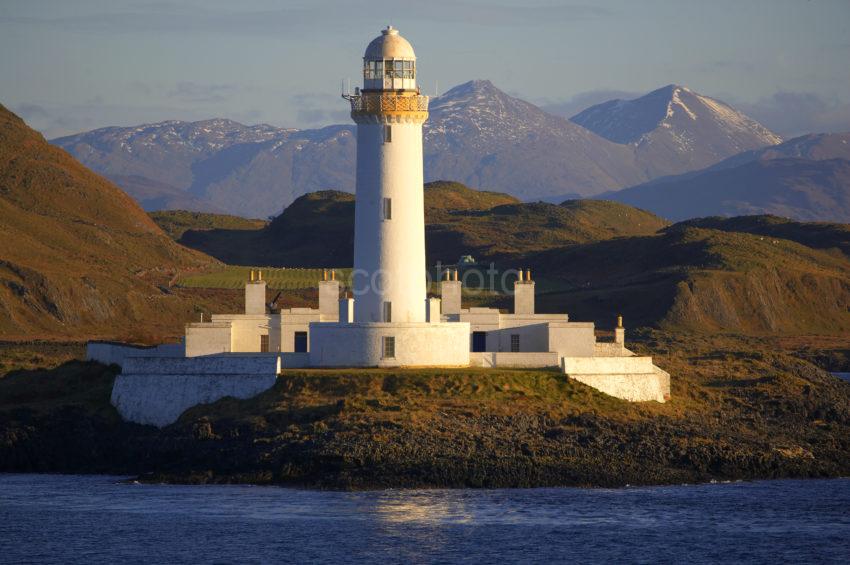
[0,0,610,37]
[734,92,850,137]
[11,101,210,139]
[13,103,51,120]
[168,82,239,104]
[539,89,642,119]
[291,92,350,127]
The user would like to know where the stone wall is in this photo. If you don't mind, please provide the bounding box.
[111,373,277,427]
[470,352,559,368]
[86,342,185,366]
[563,356,654,374]
[111,353,280,427]
[122,354,280,375]
[563,355,671,403]
[569,368,670,403]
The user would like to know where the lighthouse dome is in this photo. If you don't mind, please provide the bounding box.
[364,26,416,60]
[362,26,418,92]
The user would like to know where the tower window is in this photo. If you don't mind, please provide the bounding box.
[383,336,395,359]
[260,334,269,353]
[383,301,392,323]
[510,334,520,352]
[383,197,392,220]
[384,124,392,143]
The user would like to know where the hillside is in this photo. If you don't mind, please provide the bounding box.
[0,105,235,340]
[150,210,268,240]
[570,85,781,178]
[168,182,669,266]
[609,157,850,222]
[531,225,850,334]
[675,215,850,259]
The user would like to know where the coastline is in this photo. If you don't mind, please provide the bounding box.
[2,332,849,490]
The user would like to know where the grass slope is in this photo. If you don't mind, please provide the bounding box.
[150,210,268,240]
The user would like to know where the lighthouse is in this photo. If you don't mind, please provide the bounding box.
[133,25,670,404]
[306,27,470,367]
[347,26,429,323]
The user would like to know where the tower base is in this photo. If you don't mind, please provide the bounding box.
[308,322,470,367]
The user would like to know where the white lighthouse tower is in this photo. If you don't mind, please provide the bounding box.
[307,27,470,367]
[349,26,429,324]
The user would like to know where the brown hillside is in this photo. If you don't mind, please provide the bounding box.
[532,226,850,334]
[171,183,668,266]
[0,105,232,339]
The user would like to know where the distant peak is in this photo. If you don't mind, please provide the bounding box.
[441,79,500,97]
[647,84,690,99]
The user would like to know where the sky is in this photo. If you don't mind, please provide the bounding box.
[2,0,849,139]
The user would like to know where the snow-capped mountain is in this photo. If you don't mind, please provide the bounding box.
[570,85,782,177]
[53,81,784,218]
[423,80,645,200]
[54,120,356,216]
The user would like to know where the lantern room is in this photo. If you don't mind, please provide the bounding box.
[362,26,417,92]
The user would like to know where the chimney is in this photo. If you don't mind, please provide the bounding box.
[614,315,625,346]
[245,274,267,315]
[319,270,341,322]
[441,273,462,315]
[514,268,535,315]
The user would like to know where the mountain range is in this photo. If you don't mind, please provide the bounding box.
[610,133,850,221]
[52,81,784,218]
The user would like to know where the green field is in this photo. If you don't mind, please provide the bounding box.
[176,265,572,303]
[176,267,352,290]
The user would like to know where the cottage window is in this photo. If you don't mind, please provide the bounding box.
[294,331,308,353]
[510,334,520,352]
[383,336,395,359]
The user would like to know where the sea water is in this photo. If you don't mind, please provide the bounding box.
[1,475,848,563]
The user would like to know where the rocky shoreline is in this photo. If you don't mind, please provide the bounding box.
[2,335,849,490]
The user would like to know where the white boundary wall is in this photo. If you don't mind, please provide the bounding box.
[111,373,276,427]
[87,342,184,367]
[570,369,670,403]
[470,352,559,368]
[111,354,280,427]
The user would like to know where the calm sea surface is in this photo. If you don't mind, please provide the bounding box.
[0,475,848,564]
